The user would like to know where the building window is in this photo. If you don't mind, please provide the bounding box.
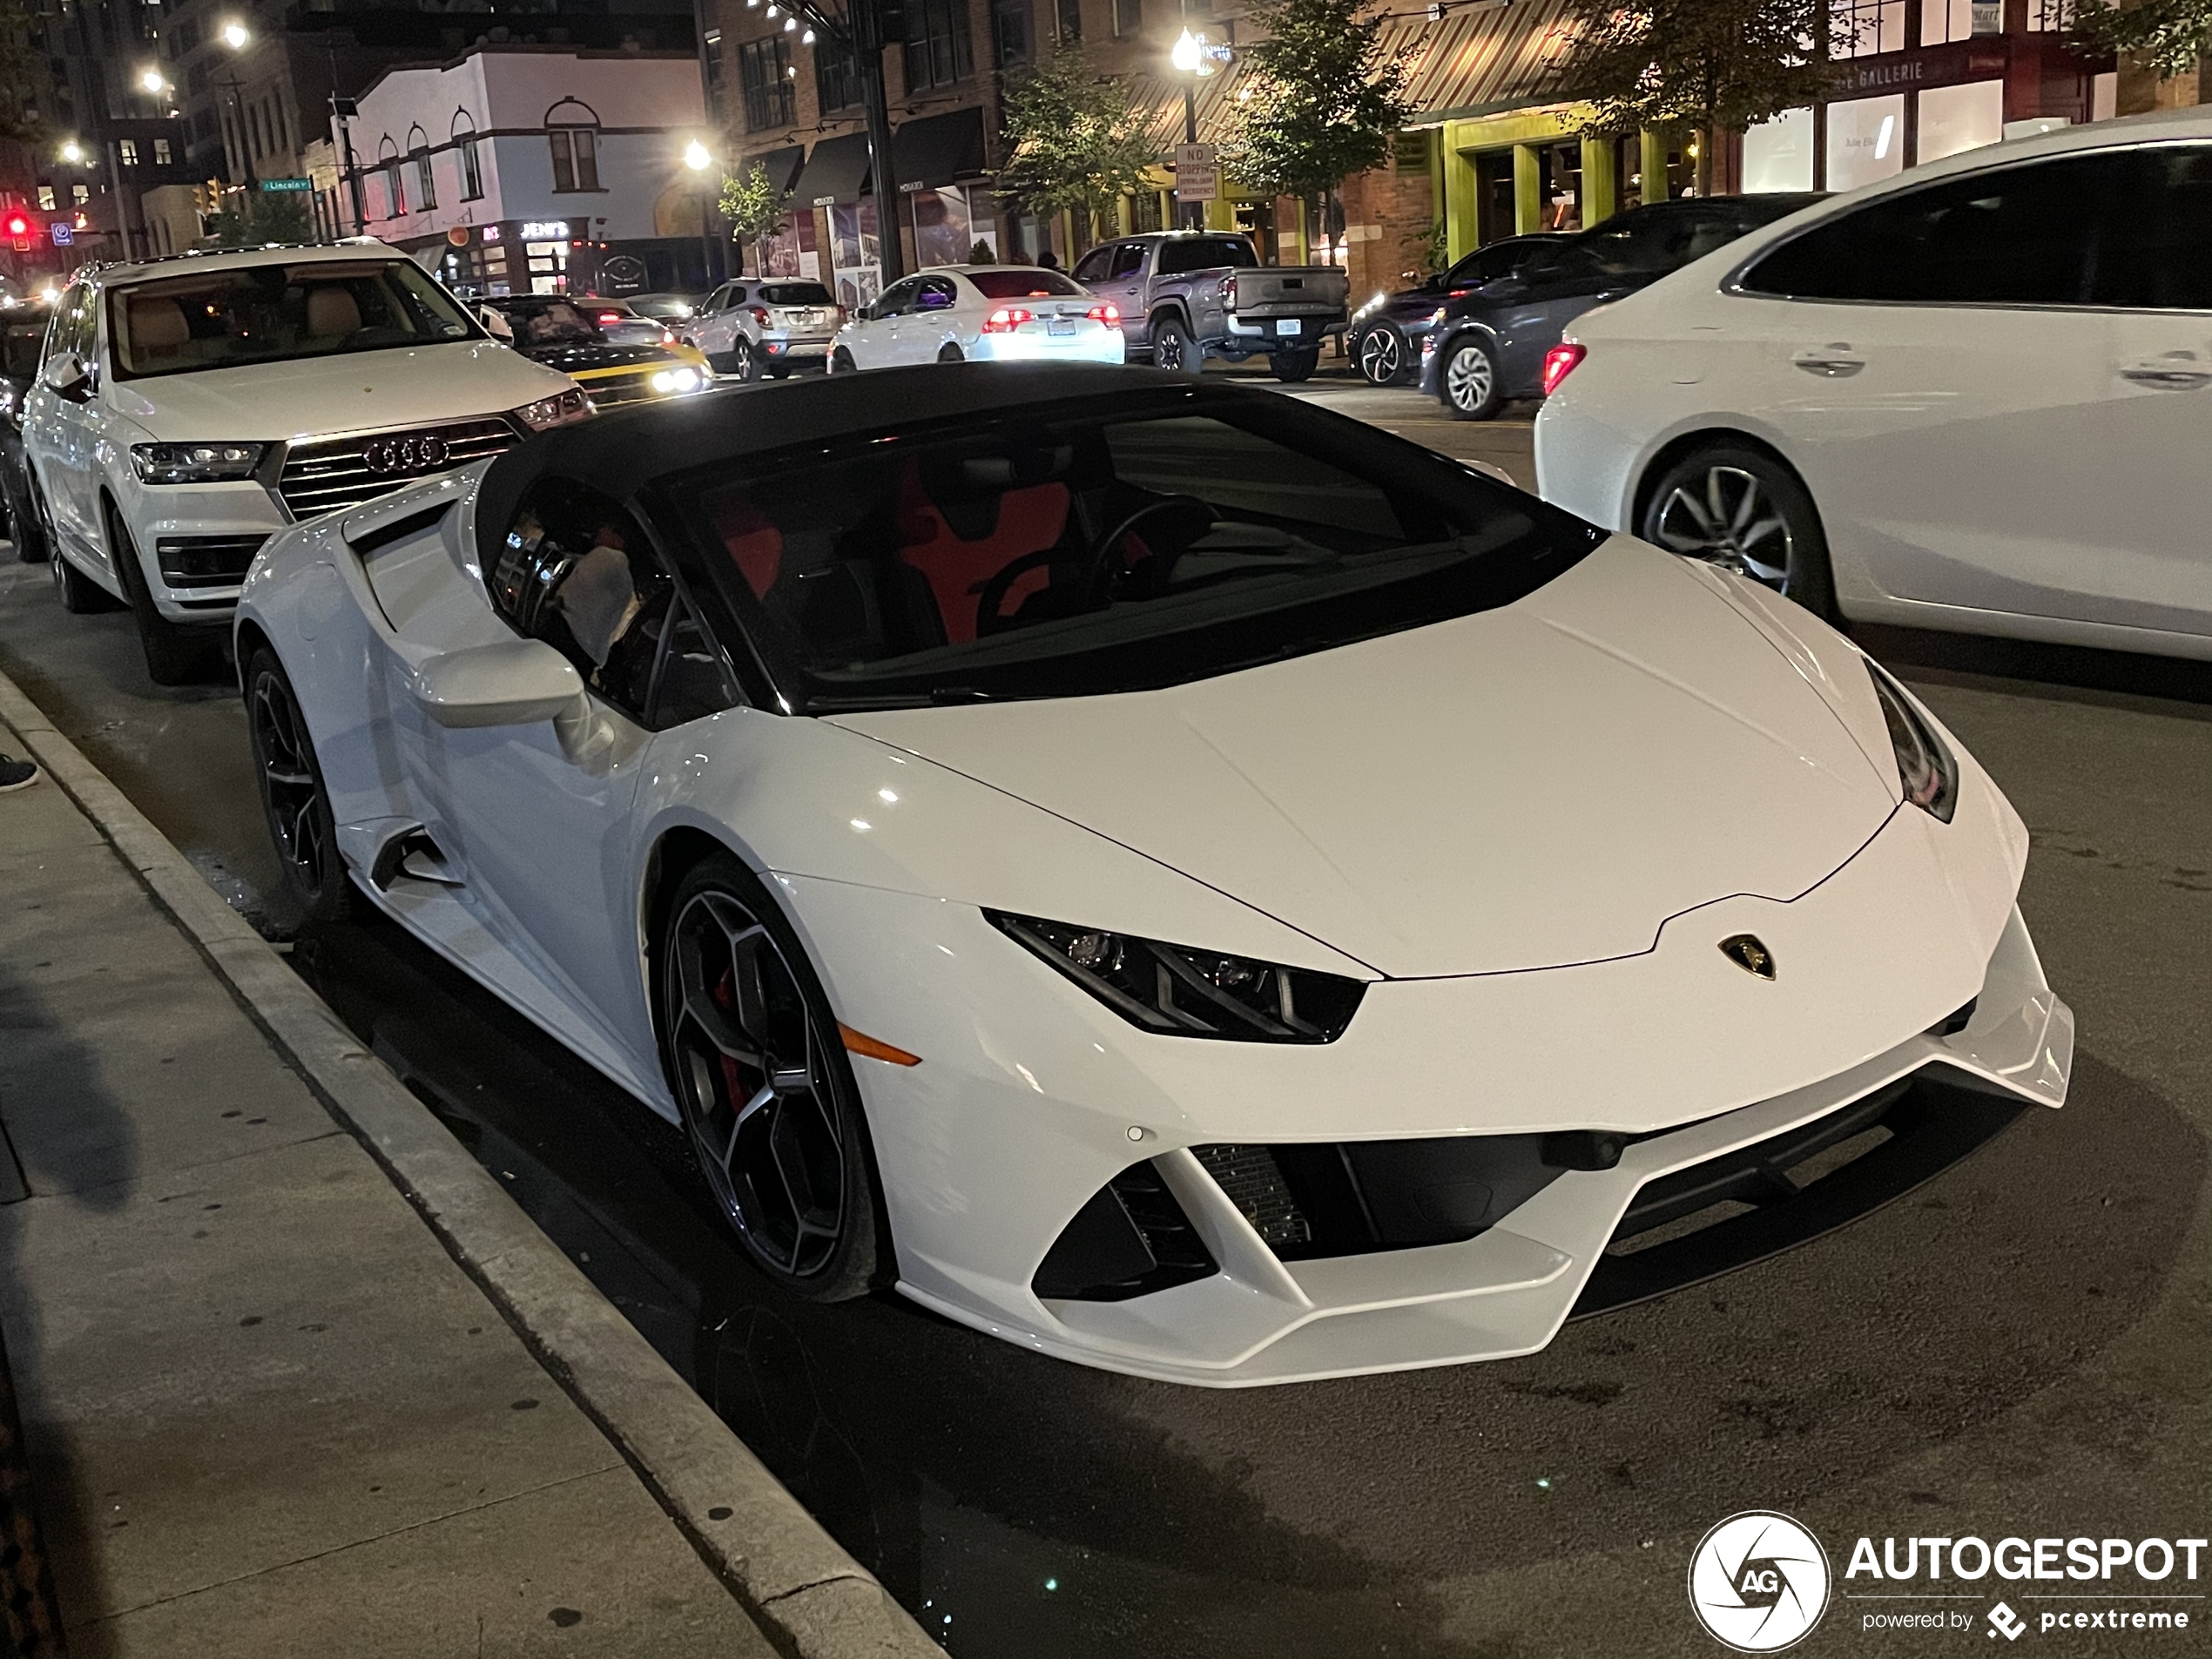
[153,137,172,165]
[905,0,974,88]
[1056,0,1081,43]
[1920,0,1971,44]
[36,184,53,209]
[816,40,860,111]
[387,161,407,217]
[1112,0,1138,36]
[991,0,1030,64]
[1832,0,1904,57]
[739,37,796,132]
[71,183,87,207]
[415,149,436,209]
[119,138,139,165]
[550,126,599,191]
[460,136,483,199]
[705,29,726,119]
[2027,0,2070,28]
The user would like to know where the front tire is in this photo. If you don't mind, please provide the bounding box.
[658,855,886,1301]
[830,347,857,375]
[245,647,355,924]
[1440,336,1502,421]
[936,341,964,364]
[106,502,219,685]
[1151,315,1200,375]
[1355,325,1406,385]
[1639,443,1838,620]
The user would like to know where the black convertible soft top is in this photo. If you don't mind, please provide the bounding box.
[474,362,1211,574]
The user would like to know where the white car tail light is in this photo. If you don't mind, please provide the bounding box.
[1541,342,1586,397]
[982,307,1034,334]
[1088,302,1120,324]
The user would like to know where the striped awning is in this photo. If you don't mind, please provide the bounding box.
[1128,0,1581,155]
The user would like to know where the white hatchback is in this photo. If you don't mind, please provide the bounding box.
[829,266,1125,372]
[1534,108,2212,658]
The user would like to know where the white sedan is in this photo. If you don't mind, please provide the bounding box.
[829,266,1124,371]
[233,363,2069,1386]
[1535,108,2212,658]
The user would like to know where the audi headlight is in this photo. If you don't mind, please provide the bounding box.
[1866,660,1958,823]
[511,388,592,432]
[988,912,1366,1042]
[649,366,703,395]
[130,442,266,483]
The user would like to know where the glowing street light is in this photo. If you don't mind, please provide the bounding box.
[58,138,85,165]
[221,19,250,48]
[1170,28,1204,74]
[139,67,170,94]
[685,139,713,172]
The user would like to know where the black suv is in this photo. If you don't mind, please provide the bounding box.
[1420,194,1824,420]
[1348,234,1565,386]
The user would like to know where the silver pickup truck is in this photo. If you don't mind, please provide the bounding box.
[1070,231,1350,382]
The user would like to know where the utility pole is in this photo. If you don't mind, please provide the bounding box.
[763,0,904,281]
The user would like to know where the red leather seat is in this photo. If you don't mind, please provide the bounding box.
[895,462,1070,643]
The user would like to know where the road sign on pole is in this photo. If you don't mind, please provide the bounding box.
[260,177,313,192]
[1175,143,1218,205]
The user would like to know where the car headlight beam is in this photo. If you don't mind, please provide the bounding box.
[511,388,592,431]
[988,912,1365,1042]
[1865,660,1958,823]
[130,441,266,483]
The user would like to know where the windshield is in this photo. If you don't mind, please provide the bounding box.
[3,318,46,381]
[657,390,1598,711]
[1158,236,1259,274]
[968,269,1084,299]
[500,301,603,346]
[109,260,477,379]
[756,282,835,307]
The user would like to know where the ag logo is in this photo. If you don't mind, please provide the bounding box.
[1688,1511,1831,1652]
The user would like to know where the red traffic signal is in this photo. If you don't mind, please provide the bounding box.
[3,212,29,238]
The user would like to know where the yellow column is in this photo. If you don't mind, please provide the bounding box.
[1512,143,1542,234]
[1581,135,1617,226]
[1640,131,1669,204]
[1441,126,1478,259]
[1116,194,1134,234]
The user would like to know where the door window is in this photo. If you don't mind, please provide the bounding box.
[1741,152,2115,307]
[490,477,736,731]
[1109,242,1148,279]
[1070,246,1112,283]
[914,276,958,311]
[873,276,922,318]
[2092,144,2212,311]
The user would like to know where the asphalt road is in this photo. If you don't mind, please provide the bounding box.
[3,388,2209,1657]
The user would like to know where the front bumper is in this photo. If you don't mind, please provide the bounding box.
[129,482,288,622]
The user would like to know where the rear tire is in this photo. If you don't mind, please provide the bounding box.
[245,647,357,924]
[731,337,759,381]
[106,502,219,685]
[936,341,964,364]
[1440,336,1502,421]
[1271,347,1320,383]
[1151,315,1200,375]
[830,347,857,375]
[50,546,112,613]
[657,853,887,1301]
[4,464,46,563]
[1638,443,1838,621]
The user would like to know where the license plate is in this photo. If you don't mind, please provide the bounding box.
[1276,319,1302,336]
[1048,319,1077,335]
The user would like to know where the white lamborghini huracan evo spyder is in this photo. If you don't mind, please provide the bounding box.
[235,364,2072,1386]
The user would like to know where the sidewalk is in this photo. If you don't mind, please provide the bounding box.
[0,689,932,1656]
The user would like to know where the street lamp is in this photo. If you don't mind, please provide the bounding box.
[58,139,84,165]
[1170,30,1214,229]
[684,139,719,284]
[138,67,168,95]
[222,20,251,50]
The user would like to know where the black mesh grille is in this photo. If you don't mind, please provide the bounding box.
[1190,1144,1310,1251]
[278,418,518,521]
[154,534,267,588]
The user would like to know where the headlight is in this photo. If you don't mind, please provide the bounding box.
[130,442,266,483]
[1866,660,1958,822]
[511,388,592,431]
[649,367,703,395]
[988,912,1366,1042]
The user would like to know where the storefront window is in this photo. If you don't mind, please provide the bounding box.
[1743,107,1815,193]
[1917,80,2004,165]
[1920,0,1973,44]
[1826,93,1905,192]
[1615,136,1643,210]
[1540,141,1581,232]
[1832,0,1905,57]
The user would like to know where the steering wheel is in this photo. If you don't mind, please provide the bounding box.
[972,496,1218,637]
[1089,495,1217,573]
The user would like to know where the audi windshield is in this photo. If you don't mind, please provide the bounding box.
[108,260,479,381]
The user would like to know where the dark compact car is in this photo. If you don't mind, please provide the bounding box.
[1420,194,1825,420]
[1,301,51,563]
[1348,234,1565,386]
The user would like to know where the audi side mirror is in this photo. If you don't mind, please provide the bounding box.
[42,352,91,402]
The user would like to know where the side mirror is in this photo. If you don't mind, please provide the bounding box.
[42,352,91,402]
[412,638,583,728]
[1423,274,1445,294]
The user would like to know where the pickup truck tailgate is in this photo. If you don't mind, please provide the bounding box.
[1225,267,1349,315]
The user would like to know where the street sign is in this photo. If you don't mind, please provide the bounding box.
[260,177,313,192]
[49,222,71,246]
[1175,143,1218,205]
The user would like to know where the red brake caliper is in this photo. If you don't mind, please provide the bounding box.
[711,967,748,1104]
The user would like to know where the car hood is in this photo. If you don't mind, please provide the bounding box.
[105,341,570,438]
[513,340,678,374]
[828,537,1902,979]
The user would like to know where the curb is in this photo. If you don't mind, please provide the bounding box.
[0,666,939,1659]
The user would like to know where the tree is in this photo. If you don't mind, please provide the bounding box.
[2070,0,2212,81]
[1225,0,1411,266]
[994,51,1159,246]
[718,162,794,276]
[202,188,311,248]
[1556,0,1843,196]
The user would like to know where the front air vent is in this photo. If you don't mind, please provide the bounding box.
[155,533,267,588]
[1032,1161,1217,1302]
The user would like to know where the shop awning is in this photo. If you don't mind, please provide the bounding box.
[891,106,988,192]
[742,143,806,196]
[795,131,873,206]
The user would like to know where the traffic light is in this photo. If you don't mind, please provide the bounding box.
[4,211,30,253]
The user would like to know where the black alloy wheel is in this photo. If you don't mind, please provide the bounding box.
[245,647,355,923]
[1356,325,1406,386]
[4,467,47,563]
[1440,336,1502,421]
[731,336,759,381]
[1639,443,1838,620]
[1151,316,1200,375]
[661,856,884,1300]
[105,502,219,685]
